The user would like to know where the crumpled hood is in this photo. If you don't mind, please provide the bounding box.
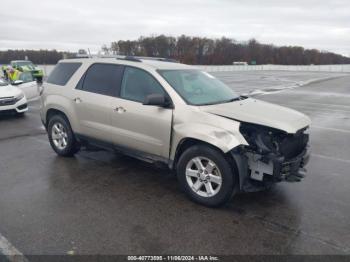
[200,98,311,134]
[0,85,23,98]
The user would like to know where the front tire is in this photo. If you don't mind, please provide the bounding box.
[177,144,236,207]
[48,114,80,157]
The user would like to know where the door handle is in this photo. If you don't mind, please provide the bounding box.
[73,97,82,103]
[114,106,126,113]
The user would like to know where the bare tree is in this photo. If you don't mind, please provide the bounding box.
[105,35,350,65]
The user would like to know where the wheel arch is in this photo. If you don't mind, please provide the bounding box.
[170,122,246,165]
[172,138,219,168]
[171,137,241,190]
[46,107,71,129]
[43,93,79,131]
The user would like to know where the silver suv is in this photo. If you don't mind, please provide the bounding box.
[40,57,311,207]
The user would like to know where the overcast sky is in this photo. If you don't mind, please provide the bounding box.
[0,0,349,56]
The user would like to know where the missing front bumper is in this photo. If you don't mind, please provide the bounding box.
[273,149,310,181]
[248,148,310,182]
[231,147,310,192]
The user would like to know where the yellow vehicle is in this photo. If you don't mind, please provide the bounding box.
[11,60,44,82]
[3,66,21,82]
[2,61,44,82]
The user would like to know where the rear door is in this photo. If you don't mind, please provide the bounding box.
[110,66,173,159]
[72,63,124,143]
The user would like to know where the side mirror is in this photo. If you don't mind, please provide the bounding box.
[12,80,24,86]
[143,94,171,108]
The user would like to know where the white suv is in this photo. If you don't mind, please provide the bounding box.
[40,57,311,207]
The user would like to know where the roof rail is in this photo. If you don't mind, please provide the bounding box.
[135,56,179,63]
[95,55,179,63]
[90,54,141,62]
[117,56,142,62]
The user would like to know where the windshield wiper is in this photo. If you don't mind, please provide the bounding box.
[198,96,247,106]
[222,96,247,104]
[226,97,241,102]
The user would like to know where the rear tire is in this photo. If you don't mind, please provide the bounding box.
[177,144,236,207]
[48,114,80,157]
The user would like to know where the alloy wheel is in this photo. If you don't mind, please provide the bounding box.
[185,156,223,197]
[51,122,68,150]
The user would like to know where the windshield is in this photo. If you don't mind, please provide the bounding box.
[158,70,239,105]
[15,61,34,67]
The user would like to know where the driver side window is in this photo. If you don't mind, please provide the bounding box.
[120,67,165,103]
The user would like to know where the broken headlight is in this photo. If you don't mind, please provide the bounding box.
[240,123,309,159]
[239,123,285,155]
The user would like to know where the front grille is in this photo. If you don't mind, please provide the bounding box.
[279,132,309,159]
[0,97,16,106]
[0,109,17,115]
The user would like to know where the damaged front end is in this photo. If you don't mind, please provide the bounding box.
[232,123,310,192]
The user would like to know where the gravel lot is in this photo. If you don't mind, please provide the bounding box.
[0,71,349,258]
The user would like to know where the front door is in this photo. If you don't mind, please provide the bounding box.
[110,66,173,159]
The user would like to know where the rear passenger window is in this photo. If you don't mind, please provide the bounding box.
[81,64,123,96]
[47,63,82,86]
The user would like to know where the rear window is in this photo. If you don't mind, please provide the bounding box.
[47,62,82,86]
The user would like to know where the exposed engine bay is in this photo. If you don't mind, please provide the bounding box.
[232,122,310,192]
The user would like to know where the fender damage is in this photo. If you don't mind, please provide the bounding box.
[198,98,312,192]
[170,107,248,163]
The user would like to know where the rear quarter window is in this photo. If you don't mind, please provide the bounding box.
[47,62,82,86]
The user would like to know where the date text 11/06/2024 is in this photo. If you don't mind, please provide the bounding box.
[127,255,219,261]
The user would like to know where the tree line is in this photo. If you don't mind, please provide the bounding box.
[104,35,350,65]
[1,35,349,65]
[0,49,73,65]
